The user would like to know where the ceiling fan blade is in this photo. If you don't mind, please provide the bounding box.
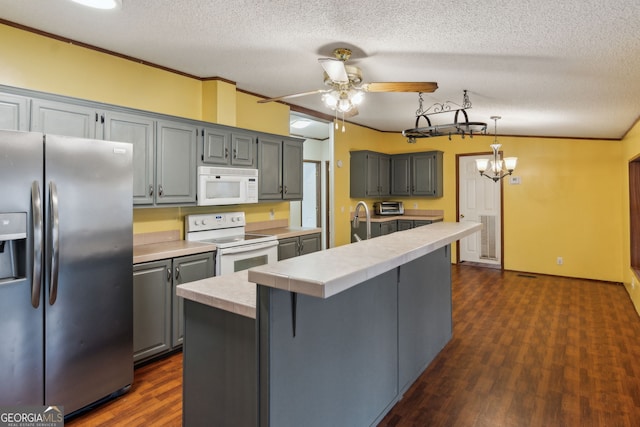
[318,58,349,83]
[258,89,329,103]
[361,82,438,93]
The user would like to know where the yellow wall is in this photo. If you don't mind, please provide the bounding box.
[622,120,640,312]
[335,126,624,283]
[0,23,291,235]
[1,22,632,287]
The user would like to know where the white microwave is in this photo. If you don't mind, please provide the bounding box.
[197,166,259,206]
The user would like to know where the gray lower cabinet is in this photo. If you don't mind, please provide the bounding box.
[133,252,214,364]
[0,92,29,131]
[397,219,414,231]
[398,219,436,231]
[257,136,303,200]
[202,126,256,167]
[277,233,321,260]
[350,150,391,198]
[351,220,398,242]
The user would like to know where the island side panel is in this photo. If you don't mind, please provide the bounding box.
[258,269,399,427]
[182,300,257,426]
[398,245,452,394]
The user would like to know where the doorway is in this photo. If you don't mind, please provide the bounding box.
[302,161,321,228]
[457,154,503,267]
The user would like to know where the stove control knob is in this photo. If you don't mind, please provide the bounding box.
[202,219,207,225]
[193,220,200,226]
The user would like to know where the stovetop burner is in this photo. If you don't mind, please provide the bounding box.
[185,212,277,248]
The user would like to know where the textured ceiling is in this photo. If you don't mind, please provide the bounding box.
[2,0,639,139]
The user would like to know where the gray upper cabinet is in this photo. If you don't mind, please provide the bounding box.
[202,127,255,167]
[230,132,256,167]
[350,150,391,198]
[30,98,100,138]
[282,138,303,199]
[391,155,412,196]
[257,136,303,201]
[390,151,443,198]
[202,126,229,165]
[0,92,29,131]
[156,119,198,205]
[412,151,443,197]
[104,111,155,205]
[257,136,282,200]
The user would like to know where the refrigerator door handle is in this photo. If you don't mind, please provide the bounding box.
[48,181,60,305]
[31,181,43,308]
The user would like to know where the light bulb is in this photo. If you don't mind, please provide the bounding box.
[350,90,364,105]
[476,159,489,173]
[504,157,518,171]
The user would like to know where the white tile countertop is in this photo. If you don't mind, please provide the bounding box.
[177,270,257,319]
[248,221,481,299]
[176,222,481,317]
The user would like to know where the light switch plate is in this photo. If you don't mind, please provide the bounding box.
[509,176,521,185]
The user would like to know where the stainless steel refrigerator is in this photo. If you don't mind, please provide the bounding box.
[0,130,133,416]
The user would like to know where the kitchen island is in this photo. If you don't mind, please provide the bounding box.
[177,221,481,427]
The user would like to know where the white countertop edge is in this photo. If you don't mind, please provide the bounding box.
[177,270,257,319]
[248,221,482,299]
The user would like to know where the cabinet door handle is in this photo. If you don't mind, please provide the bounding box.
[167,268,171,282]
[233,148,237,159]
[278,185,283,194]
[175,267,180,281]
[225,147,229,159]
[284,186,288,194]
[149,185,154,197]
[158,185,164,197]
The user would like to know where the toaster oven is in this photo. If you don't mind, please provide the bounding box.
[373,201,404,216]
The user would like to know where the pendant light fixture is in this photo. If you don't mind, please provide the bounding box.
[475,116,518,182]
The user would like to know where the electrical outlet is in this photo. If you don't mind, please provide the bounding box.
[509,176,521,185]
[413,203,418,208]
[557,256,563,265]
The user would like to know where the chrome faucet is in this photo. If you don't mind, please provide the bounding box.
[352,201,371,240]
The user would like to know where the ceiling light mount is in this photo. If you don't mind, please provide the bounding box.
[69,0,122,9]
[402,90,487,143]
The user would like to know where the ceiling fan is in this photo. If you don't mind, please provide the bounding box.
[258,48,438,117]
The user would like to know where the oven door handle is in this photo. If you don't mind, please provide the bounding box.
[217,240,278,255]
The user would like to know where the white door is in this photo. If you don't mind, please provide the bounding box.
[458,155,502,266]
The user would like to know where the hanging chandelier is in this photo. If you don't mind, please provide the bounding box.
[475,116,518,182]
[402,90,487,143]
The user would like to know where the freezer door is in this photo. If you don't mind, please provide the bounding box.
[43,135,133,414]
[0,130,45,406]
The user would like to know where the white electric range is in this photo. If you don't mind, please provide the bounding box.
[185,212,278,276]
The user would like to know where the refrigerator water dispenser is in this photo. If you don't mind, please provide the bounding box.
[0,212,27,282]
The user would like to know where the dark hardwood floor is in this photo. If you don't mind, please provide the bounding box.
[66,265,640,426]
